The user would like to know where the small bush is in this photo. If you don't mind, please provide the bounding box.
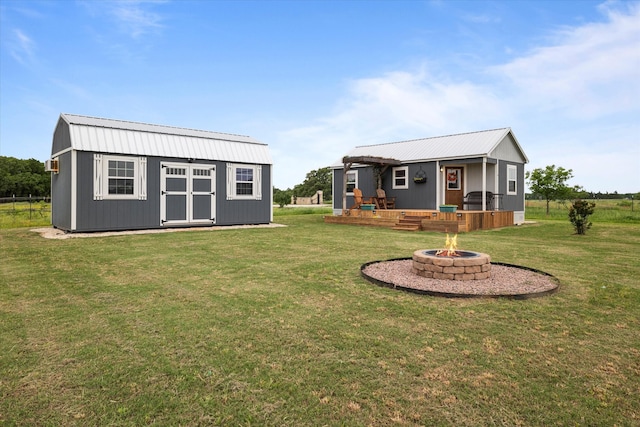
[569,199,595,235]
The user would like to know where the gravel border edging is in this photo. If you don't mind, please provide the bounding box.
[361,258,559,300]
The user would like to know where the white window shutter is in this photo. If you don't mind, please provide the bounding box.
[138,157,147,200]
[255,165,262,200]
[226,163,233,200]
[94,154,103,200]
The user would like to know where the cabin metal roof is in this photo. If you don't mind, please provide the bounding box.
[333,127,528,166]
[58,113,272,164]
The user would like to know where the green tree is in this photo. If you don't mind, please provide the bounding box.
[273,187,293,208]
[292,167,331,201]
[526,165,576,215]
[0,156,51,197]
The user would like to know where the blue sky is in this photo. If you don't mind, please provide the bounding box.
[1,0,638,193]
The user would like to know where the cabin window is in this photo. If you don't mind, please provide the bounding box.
[226,163,262,200]
[94,154,147,200]
[507,165,517,195]
[346,171,358,195]
[392,166,409,189]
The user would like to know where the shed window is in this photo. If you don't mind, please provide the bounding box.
[94,154,147,200]
[392,166,409,189]
[346,171,358,195]
[507,165,517,195]
[226,163,262,200]
[108,160,135,195]
[236,167,254,195]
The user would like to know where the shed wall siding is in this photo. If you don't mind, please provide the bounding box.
[52,120,71,155]
[51,150,72,230]
[71,152,272,232]
[216,164,271,225]
[75,152,161,231]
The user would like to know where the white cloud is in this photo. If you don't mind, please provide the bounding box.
[279,67,505,155]
[274,2,640,192]
[80,0,166,39]
[110,0,165,38]
[272,68,507,188]
[6,28,36,65]
[494,2,640,119]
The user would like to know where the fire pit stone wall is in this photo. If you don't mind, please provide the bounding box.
[412,250,492,281]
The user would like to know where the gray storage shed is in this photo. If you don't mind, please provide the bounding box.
[48,113,273,232]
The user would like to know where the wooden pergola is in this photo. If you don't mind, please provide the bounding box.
[341,155,401,212]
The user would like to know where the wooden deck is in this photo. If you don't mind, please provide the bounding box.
[323,209,514,232]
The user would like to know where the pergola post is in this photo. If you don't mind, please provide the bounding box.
[340,155,401,215]
[342,161,352,213]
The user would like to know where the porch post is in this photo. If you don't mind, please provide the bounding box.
[482,157,487,211]
[436,161,441,207]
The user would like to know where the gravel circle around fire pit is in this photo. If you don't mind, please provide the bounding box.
[361,259,559,299]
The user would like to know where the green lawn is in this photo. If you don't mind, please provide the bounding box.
[1,211,639,426]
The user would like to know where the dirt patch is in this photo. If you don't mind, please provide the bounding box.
[31,224,286,239]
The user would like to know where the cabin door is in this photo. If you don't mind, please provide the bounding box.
[444,167,464,209]
[160,163,216,226]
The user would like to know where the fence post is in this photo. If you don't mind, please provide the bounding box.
[29,194,32,220]
[13,194,15,211]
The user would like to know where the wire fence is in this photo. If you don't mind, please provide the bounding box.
[0,195,51,222]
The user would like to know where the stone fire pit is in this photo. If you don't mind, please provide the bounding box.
[412,249,491,281]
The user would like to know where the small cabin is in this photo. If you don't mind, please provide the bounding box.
[49,113,273,232]
[331,128,529,225]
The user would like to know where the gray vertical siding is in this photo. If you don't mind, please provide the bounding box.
[51,120,71,155]
[51,151,72,230]
[498,160,525,211]
[216,164,271,225]
[75,152,162,231]
[381,162,438,210]
[70,153,272,232]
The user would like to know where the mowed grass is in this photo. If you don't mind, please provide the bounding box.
[1,213,639,426]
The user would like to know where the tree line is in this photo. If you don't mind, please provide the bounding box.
[273,167,332,207]
[0,156,50,198]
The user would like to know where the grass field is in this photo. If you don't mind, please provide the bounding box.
[525,199,640,224]
[0,201,51,229]
[1,203,639,426]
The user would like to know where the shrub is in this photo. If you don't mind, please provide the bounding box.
[569,199,595,235]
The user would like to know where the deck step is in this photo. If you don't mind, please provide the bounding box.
[392,225,421,231]
[393,216,423,231]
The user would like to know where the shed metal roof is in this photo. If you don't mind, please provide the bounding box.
[333,127,527,166]
[58,113,272,164]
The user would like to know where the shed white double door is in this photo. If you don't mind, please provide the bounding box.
[160,162,216,225]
